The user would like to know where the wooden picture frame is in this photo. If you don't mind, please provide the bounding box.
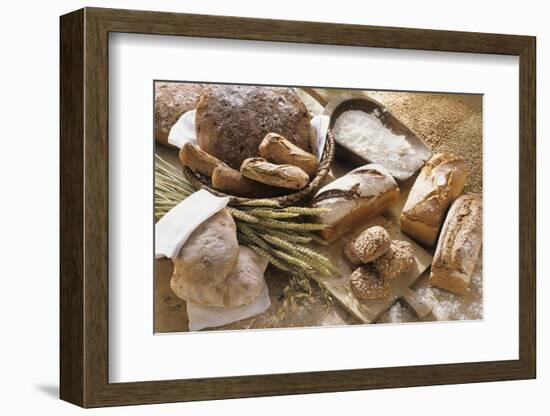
[60,7,536,408]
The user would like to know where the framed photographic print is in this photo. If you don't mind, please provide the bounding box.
[60,7,536,408]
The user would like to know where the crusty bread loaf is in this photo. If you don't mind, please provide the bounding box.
[430,194,482,294]
[312,164,400,243]
[240,158,310,190]
[211,165,283,198]
[170,209,239,306]
[196,85,314,169]
[400,153,467,247]
[154,82,206,146]
[222,246,268,306]
[179,143,226,177]
[258,133,318,177]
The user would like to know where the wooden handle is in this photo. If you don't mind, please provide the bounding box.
[401,288,434,319]
[300,87,331,107]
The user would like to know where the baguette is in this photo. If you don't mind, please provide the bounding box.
[258,133,319,177]
[400,153,467,247]
[179,143,226,177]
[211,165,282,198]
[240,158,310,190]
[312,164,400,243]
[430,194,482,294]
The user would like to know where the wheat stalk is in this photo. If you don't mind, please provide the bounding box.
[154,155,338,293]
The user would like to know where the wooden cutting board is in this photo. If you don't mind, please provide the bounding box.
[313,216,433,324]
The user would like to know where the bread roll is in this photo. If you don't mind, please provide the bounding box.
[353,226,391,263]
[258,133,318,177]
[212,165,282,198]
[312,164,400,243]
[173,245,267,307]
[400,153,467,247]
[179,143,226,177]
[154,82,206,146]
[170,209,239,306]
[374,240,414,280]
[240,158,310,190]
[350,265,389,300]
[196,85,314,169]
[430,194,482,294]
[342,240,363,268]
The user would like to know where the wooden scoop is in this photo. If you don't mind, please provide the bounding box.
[302,89,432,181]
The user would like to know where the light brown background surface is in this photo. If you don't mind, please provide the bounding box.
[154,89,483,333]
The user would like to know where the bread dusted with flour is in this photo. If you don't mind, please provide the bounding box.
[154,82,206,146]
[196,85,314,169]
[400,153,467,247]
[170,209,239,306]
[430,194,482,294]
[312,164,400,243]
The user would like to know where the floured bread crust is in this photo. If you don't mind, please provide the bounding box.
[312,164,400,243]
[196,85,313,169]
[170,209,239,306]
[430,194,482,294]
[400,153,467,246]
[154,82,206,145]
[224,246,269,306]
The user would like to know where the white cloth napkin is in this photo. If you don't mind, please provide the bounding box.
[167,109,197,148]
[155,189,229,259]
[155,191,271,330]
[187,278,271,331]
[311,114,330,160]
[168,109,330,160]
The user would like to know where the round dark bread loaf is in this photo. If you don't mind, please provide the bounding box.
[154,82,207,146]
[195,85,314,169]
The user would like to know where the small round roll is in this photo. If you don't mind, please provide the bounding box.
[374,240,415,280]
[350,265,389,300]
[352,226,391,263]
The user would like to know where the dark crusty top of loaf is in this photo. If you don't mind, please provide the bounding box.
[195,85,313,169]
[154,82,206,140]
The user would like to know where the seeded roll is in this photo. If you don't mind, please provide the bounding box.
[350,265,389,300]
[374,240,415,280]
[342,240,363,268]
